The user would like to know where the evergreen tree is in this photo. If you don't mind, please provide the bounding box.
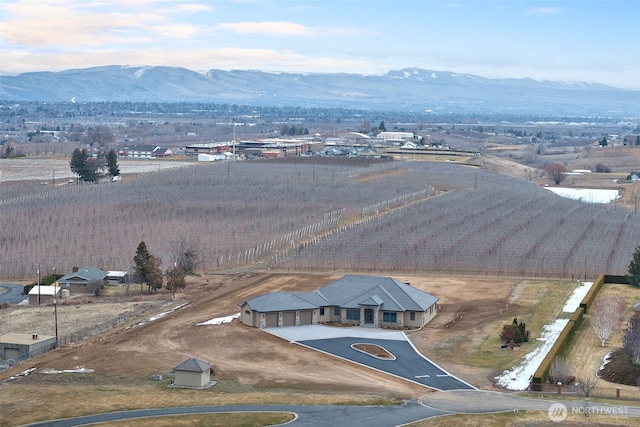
[133,241,151,285]
[378,121,386,132]
[636,135,640,146]
[106,149,120,177]
[600,136,608,146]
[627,245,640,288]
[145,256,164,293]
[69,148,87,179]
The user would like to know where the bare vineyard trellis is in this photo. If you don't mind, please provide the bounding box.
[1,158,638,281]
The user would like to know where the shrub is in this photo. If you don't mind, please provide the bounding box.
[500,317,530,344]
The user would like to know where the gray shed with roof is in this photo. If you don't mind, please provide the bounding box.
[173,357,211,387]
[238,275,439,329]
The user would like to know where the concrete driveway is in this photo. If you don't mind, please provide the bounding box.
[265,325,474,391]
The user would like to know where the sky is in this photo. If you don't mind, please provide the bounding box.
[1,0,639,89]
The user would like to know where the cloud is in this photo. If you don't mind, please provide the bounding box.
[526,7,564,15]
[0,0,208,47]
[0,46,376,75]
[217,21,310,36]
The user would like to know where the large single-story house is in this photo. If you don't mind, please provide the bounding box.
[172,357,211,388]
[56,266,107,295]
[238,275,439,329]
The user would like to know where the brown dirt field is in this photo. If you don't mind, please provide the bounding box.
[1,273,515,397]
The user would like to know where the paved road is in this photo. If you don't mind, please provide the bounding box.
[22,391,640,426]
[0,284,26,304]
[22,401,449,427]
[298,337,474,390]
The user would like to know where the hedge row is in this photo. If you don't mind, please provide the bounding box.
[531,274,616,391]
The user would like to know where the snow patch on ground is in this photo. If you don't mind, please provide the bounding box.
[4,367,36,382]
[198,313,240,325]
[125,303,189,329]
[599,351,613,372]
[545,187,619,203]
[563,281,593,312]
[42,366,94,374]
[495,282,592,390]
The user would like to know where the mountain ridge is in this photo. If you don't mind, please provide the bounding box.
[1,65,638,115]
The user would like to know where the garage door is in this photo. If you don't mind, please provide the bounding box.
[299,310,312,325]
[4,348,20,360]
[265,313,278,328]
[282,311,296,327]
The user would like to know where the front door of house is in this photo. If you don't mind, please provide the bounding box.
[364,308,374,324]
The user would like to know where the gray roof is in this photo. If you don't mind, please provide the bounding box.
[58,266,107,284]
[240,291,318,312]
[173,357,210,372]
[240,275,438,313]
[320,275,438,311]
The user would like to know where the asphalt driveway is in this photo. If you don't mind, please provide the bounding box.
[0,284,27,304]
[266,325,474,391]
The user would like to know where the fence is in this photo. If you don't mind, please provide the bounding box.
[530,274,631,391]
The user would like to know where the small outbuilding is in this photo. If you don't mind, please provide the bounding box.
[28,285,61,305]
[0,333,57,362]
[173,357,211,388]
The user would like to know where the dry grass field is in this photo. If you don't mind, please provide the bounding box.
[2,272,621,426]
[2,151,639,426]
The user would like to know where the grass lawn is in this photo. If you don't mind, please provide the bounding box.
[563,283,640,401]
[433,280,579,370]
[407,410,640,426]
[89,412,295,427]
[0,379,400,427]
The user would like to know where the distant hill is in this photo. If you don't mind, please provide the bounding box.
[1,65,638,115]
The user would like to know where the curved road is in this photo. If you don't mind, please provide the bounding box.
[22,391,640,426]
[0,284,27,304]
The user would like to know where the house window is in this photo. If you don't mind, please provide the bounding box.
[346,309,360,320]
[334,306,340,316]
[245,310,251,314]
[319,308,325,316]
[410,312,416,321]
[383,312,397,323]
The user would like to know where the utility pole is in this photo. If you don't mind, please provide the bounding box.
[232,117,236,161]
[37,263,41,305]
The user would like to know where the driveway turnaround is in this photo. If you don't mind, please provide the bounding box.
[266,325,474,391]
[0,284,26,304]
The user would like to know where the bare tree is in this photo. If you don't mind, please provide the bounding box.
[165,266,187,299]
[89,279,104,297]
[576,375,599,398]
[545,163,568,185]
[549,356,573,385]
[86,125,115,147]
[168,239,202,275]
[623,311,640,364]
[591,294,626,346]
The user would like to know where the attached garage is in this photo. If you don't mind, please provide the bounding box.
[299,310,313,325]
[282,311,296,326]
[265,313,278,328]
